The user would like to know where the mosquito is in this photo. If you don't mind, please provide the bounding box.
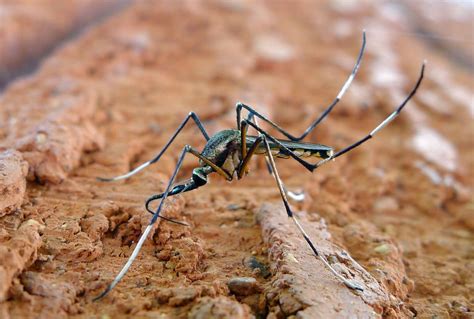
[93,31,425,300]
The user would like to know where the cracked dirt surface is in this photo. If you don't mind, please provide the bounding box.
[0,1,472,318]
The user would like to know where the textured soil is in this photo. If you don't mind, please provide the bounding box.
[0,0,129,89]
[0,1,472,318]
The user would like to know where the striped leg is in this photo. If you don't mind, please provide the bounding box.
[97,112,209,182]
[244,62,425,173]
[236,31,366,141]
[145,147,233,217]
[243,115,305,201]
[261,136,364,291]
[313,62,426,170]
[93,145,198,301]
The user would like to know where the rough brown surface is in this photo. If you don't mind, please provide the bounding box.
[0,0,128,88]
[0,1,472,318]
[258,204,390,318]
[0,149,28,217]
[0,219,44,302]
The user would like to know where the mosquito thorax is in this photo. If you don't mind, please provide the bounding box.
[201,130,241,163]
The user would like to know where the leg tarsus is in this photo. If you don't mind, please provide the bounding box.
[313,62,426,171]
[93,145,199,300]
[262,136,364,292]
[291,215,364,291]
[97,112,209,182]
[244,117,306,202]
[236,31,366,141]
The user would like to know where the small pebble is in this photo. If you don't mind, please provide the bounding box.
[227,204,242,211]
[165,261,175,270]
[374,244,391,255]
[285,253,299,264]
[227,277,261,296]
[35,132,47,145]
[373,196,399,214]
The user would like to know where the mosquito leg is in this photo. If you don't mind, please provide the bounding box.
[134,142,228,227]
[186,147,233,181]
[93,144,201,301]
[243,113,272,174]
[240,118,305,202]
[144,145,233,224]
[313,62,426,170]
[249,115,305,201]
[244,62,424,173]
[261,136,364,291]
[97,112,210,182]
[238,116,268,179]
[145,148,232,218]
[236,31,366,141]
[243,119,317,172]
[237,134,264,179]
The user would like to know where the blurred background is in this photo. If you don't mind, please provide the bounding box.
[0,1,472,318]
